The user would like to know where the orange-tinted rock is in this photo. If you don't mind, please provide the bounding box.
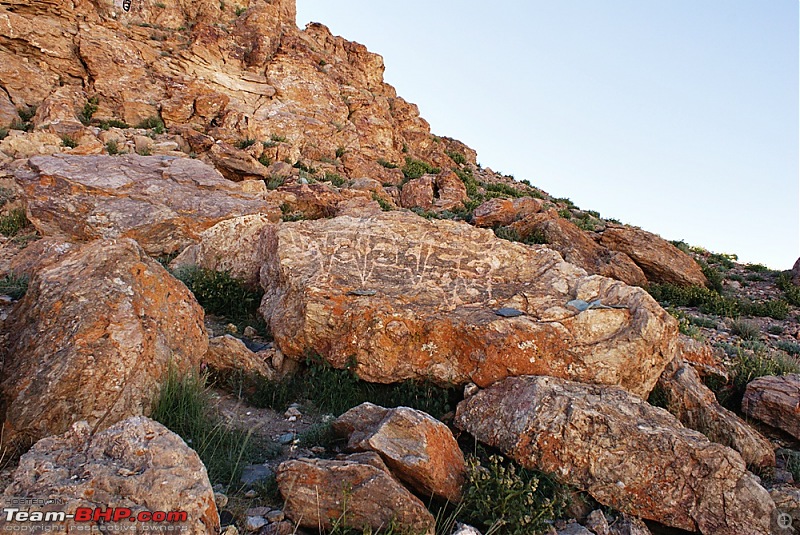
[399,175,434,210]
[0,238,76,279]
[32,86,85,135]
[473,197,543,228]
[259,212,679,398]
[399,170,467,212]
[204,335,275,380]
[742,374,800,440]
[511,211,647,287]
[333,403,466,502]
[277,453,435,534]
[15,154,280,255]
[455,375,775,535]
[599,225,708,287]
[1,418,219,534]
[0,239,207,445]
[657,357,774,468]
[208,142,270,181]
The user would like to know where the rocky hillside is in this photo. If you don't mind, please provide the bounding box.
[1,1,800,535]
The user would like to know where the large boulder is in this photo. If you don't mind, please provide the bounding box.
[742,374,800,440]
[598,225,708,287]
[472,197,543,228]
[14,154,280,255]
[0,238,207,445]
[510,211,647,287]
[333,403,465,502]
[0,417,219,534]
[399,170,467,212]
[276,452,435,534]
[657,357,775,468]
[455,375,775,535]
[259,212,679,398]
[204,335,276,380]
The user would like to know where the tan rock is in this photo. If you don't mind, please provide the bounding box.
[333,403,466,502]
[171,214,274,287]
[511,211,648,287]
[32,86,85,135]
[0,91,16,128]
[0,130,63,159]
[259,212,679,398]
[399,175,434,210]
[0,239,207,445]
[277,452,435,534]
[657,356,775,468]
[1,237,76,279]
[205,335,275,380]
[455,375,774,534]
[473,197,543,228]
[1,417,219,534]
[599,225,708,287]
[676,334,729,381]
[16,154,280,255]
[742,374,800,440]
[399,170,467,212]
[208,142,270,181]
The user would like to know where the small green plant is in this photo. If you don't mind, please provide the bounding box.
[647,284,740,317]
[698,259,724,293]
[137,146,152,156]
[60,135,78,148]
[270,134,288,143]
[0,273,28,300]
[0,187,12,207]
[493,226,546,246]
[234,6,246,15]
[730,318,760,341]
[15,106,37,131]
[0,208,31,237]
[372,192,394,212]
[235,138,256,149]
[257,154,271,167]
[266,175,284,190]
[459,454,569,535]
[485,183,524,198]
[377,158,398,169]
[742,299,789,321]
[767,324,785,335]
[280,203,305,222]
[105,140,120,155]
[324,172,346,187]
[99,119,130,130]
[454,168,480,199]
[293,161,317,175]
[402,157,440,180]
[0,127,7,140]
[779,449,800,482]
[297,421,339,449]
[445,150,467,165]
[335,147,346,158]
[776,340,800,357]
[745,263,770,273]
[151,368,261,487]
[172,266,263,320]
[79,96,99,126]
[557,208,572,219]
[777,273,800,307]
[136,116,165,134]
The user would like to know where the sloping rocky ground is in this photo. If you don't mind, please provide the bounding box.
[0,1,799,535]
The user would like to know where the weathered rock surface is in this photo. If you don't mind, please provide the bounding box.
[0,238,207,445]
[511,211,647,287]
[599,225,708,287]
[742,374,800,440]
[0,237,76,279]
[1,417,219,534]
[204,335,275,380]
[471,197,543,228]
[259,211,679,397]
[455,375,775,534]
[171,214,274,287]
[276,452,435,534]
[333,403,465,502]
[15,154,280,255]
[399,170,468,212]
[657,357,775,468]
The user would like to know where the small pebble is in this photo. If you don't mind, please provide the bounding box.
[214,492,228,508]
[265,510,285,523]
[244,489,257,499]
[245,516,267,532]
[225,323,238,334]
[243,325,257,337]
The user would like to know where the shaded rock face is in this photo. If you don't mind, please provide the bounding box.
[510,211,647,287]
[276,452,435,534]
[454,375,775,535]
[657,357,775,469]
[15,154,280,255]
[1,417,219,534]
[742,374,800,440]
[0,238,207,445]
[598,225,708,287]
[333,403,466,503]
[399,170,468,212]
[259,212,678,398]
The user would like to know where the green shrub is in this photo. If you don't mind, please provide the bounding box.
[706,252,736,269]
[335,147,346,158]
[105,140,120,155]
[377,158,398,169]
[459,454,569,535]
[699,260,724,293]
[323,172,346,187]
[777,273,800,307]
[293,161,317,175]
[768,324,785,335]
[742,299,789,321]
[0,273,28,300]
[266,175,284,190]
[234,138,256,149]
[776,341,800,356]
[454,168,480,199]
[779,450,800,482]
[257,154,271,167]
[0,208,31,237]
[485,183,524,198]
[151,368,261,487]
[402,157,439,180]
[234,6,246,15]
[493,226,546,246]
[557,209,572,219]
[745,263,770,273]
[61,135,78,148]
[647,284,740,317]
[446,150,467,165]
[270,134,288,143]
[372,193,393,212]
[99,119,130,130]
[730,318,760,341]
[79,97,99,126]
[136,116,165,134]
[172,266,263,320]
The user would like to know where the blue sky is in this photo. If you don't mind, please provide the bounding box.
[296,1,799,269]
